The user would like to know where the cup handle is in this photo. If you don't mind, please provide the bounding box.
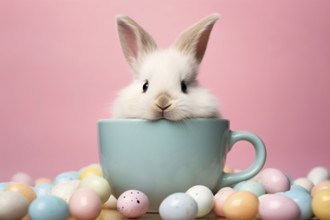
[221,131,267,187]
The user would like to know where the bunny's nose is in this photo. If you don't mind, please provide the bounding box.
[157,103,171,111]
[155,93,172,111]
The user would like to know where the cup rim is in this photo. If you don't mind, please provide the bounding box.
[98,118,229,123]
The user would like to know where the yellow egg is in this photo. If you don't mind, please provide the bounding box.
[223,191,259,220]
[6,182,36,203]
[34,177,52,186]
[79,176,111,204]
[312,189,330,219]
[224,166,235,173]
[80,164,103,179]
[311,180,330,197]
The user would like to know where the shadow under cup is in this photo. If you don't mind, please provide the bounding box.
[98,118,266,212]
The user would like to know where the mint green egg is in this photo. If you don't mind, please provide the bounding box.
[237,180,265,197]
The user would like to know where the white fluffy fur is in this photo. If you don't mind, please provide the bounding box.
[112,14,221,121]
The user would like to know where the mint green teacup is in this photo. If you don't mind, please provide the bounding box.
[98,118,266,212]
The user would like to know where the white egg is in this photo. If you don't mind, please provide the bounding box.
[159,193,198,220]
[51,180,80,202]
[186,185,214,217]
[0,191,29,219]
[103,194,117,209]
[294,178,314,192]
[307,166,329,185]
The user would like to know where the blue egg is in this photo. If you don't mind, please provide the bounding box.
[160,193,198,220]
[290,184,309,193]
[0,182,10,192]
[233,181,246,191]
[29,195,69,220]
[236,180,266,197]
[53,171,79,184]
[34,183,53,197]
[281,187,312,220]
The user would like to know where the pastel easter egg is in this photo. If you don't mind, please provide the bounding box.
[294,177,314,192]
[312,189,330,220]
[311,180,330,197]
[51,180,80,202]
[307,166,329,185]
[233,181,246,191]
[223,166,235,173]
[11,172,33,186]
[6,182,36,203]
[34,183,53,197]
[236,180,265,197]
[223,191,259,220]
[258,194,301,220]
[0,182,10,192]
[29,195,69,220]
[259,168,291,193]
[159,192,198,220]
[69,188,102,220]
[53,171,80,185]
[214,187,235,217]
[103,194,117,209]
[186,185,214,217]
[79,176,111,204]
[282,185,313,220]
[79,164,103,179]
[34,178,52,186]
[117,190,149,218]
[0,191,29,219]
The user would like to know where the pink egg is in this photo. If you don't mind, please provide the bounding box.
[11,172,33,186]
[117,190,149,218]
[259,168,290,193]
[69,188,102,220]
[259,194,301,220]
[214,188,235,217]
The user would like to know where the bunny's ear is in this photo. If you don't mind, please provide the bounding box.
[116,15,158,71]
[173,13,219,64]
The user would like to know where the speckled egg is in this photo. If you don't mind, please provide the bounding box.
[186,185,214,217]
[117,190,149,218]
[307,166,329,185]
[79,176,111,204]
[159,192,197,220]
[6,182,36,203]
[0,191,29,219]
[29,195,69,220]
[69,188,102,220]
[214,187,235,217]
[259,168,291,193]
[223,191,259,220]
[258,194,301,220]
[53,171,80,185]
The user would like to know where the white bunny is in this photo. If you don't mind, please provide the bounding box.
[112,14,221,121]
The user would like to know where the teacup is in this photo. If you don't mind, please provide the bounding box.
[98,118,266,212]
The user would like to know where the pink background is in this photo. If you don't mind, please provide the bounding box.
[1,0,330,181]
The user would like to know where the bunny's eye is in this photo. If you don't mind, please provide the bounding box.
[142,81,149,93]
[181,81,187,93]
